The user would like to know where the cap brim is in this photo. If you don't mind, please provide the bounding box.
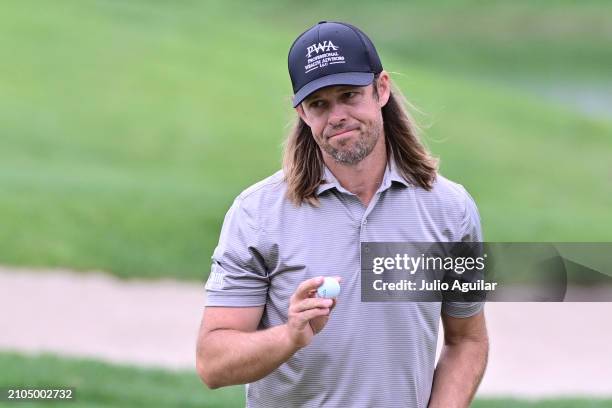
[292,72,374,107]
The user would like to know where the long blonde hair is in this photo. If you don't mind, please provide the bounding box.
[283,77,438,206]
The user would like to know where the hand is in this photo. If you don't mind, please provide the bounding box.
[285,276,339,349]
[309,276,341,335]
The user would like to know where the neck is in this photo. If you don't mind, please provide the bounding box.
[323,136,387,206]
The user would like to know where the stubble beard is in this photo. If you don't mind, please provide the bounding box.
[321,120,383,165]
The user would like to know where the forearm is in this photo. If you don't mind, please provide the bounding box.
[428,338,489,408]
[197,324,298,388]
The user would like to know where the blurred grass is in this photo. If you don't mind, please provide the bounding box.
[0,0,610,280]
[1,352,611,408]
[0,352,244,407]
[251,0,612,81]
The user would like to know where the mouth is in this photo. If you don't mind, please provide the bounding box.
[328,127,358,139]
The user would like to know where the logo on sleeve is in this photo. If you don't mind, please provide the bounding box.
[304,40,345,74]
[205,264,226,290]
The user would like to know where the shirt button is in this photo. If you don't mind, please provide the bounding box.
[362,219,368,225]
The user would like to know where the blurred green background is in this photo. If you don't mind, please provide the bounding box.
[2,352,612,407]
[1,0,611,281]
[1,1,611,406]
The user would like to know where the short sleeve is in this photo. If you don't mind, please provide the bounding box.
[459,187,483,242]
[205,197,269,307]
[442,186,485,318]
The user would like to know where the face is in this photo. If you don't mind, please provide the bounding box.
[297,73,390,166]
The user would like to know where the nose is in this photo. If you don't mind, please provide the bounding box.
[328,101,347,127]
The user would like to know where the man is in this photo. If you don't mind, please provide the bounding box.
[196,21,488,408]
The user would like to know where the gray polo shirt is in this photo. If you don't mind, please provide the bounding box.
[205,160,483,408]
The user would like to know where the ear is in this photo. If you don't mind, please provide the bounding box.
[375,71,391,107]
[295,104,311,127]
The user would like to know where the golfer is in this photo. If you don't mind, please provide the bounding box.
[197,21,488,408]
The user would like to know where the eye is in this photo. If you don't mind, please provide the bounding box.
[309,100,326,109]
[341,91,361,102]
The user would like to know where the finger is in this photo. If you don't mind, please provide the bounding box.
[291,276,325,301]
[329,298,337,312]
[298,307,330,323]
[309,316,330,334]
[292,297,333,313]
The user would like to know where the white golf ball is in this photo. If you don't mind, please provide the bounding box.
[317,277,340,299]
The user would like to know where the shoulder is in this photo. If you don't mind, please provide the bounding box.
[432,174,473,204]
[237,169,286,201]
[227,170,288,228]
[408,174,481,240]
[413,173,475,211]
[429,174,482,240]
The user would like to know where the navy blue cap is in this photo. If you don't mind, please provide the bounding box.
[288,21,383,107]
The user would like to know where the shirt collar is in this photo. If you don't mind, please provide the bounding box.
[316,165,350,196]
[315,157,410,196]
[387,157,411,188]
